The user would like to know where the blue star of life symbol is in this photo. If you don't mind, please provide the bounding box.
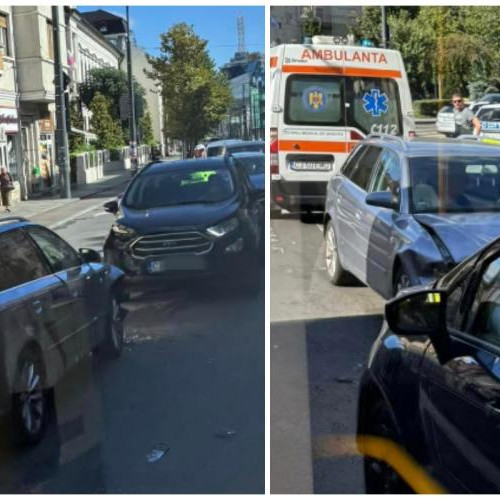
[363,89,389,117]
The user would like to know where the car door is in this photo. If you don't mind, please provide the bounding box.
[337,145,382,281]
[0,228,74,388]
[420,254,500,492]
[25,226,104,356]
[364,149,402,296]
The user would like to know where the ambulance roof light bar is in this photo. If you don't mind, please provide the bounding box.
[311,35,356,46]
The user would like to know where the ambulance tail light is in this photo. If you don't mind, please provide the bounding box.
[349,130,364,141]
[270,127,279,175]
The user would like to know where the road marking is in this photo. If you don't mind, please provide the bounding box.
[50,197,116,230]
[93,211,110,217]
[316,224,323,233]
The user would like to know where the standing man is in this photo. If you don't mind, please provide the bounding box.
[194,144,206,159]
[452,93,481,137]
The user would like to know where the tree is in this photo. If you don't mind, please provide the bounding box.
[68,99,85,153]
[80,67,146,128]
[89,92,125,150]
[301,8,321,39]
[146,23,233,153]
[139,110,155,146]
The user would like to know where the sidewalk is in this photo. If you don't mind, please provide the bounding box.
[8,171,132,227]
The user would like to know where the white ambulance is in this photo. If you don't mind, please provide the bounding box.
[270,40,415,212]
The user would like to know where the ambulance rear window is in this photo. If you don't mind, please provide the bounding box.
[285,75,344,126]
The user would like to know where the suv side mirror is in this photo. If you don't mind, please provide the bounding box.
[79,248,102,263]
[103,200,119,214]
[366,191,399,211]
[386,290,446,337]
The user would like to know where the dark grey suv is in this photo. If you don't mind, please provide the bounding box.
[324,136,500,298]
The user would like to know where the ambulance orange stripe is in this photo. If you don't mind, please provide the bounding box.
[278,140,357,153]
[282,64,402,79]
[270,57,278,68]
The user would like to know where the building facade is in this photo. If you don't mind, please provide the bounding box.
[66,9,122,138]
[271,6,362,46]
[0,6,22,194]
[12,5,68,198]
[81,9,165,152]
[221,52,264,140]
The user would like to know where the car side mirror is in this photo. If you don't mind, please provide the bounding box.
[386,290,447,337]
[79,248,102,263]
[103,200,119,214]
[366,191,399,210]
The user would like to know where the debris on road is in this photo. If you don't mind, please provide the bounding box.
[334,377,356,385]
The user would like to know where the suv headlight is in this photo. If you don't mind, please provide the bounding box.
[111,223,137,239]
[207,217,239,237]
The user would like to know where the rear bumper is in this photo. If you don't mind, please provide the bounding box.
[271,179,327,210]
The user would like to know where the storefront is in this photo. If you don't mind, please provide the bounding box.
[0,107,20,178]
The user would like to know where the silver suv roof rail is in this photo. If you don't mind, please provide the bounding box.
[0,216,28,225]
[366,133,408,149]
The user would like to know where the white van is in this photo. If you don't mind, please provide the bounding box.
[270,41,415,211]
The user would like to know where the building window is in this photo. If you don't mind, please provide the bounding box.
[0,14,11,57]
[46,20,54,60]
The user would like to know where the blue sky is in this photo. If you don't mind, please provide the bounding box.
[77,6,265,69]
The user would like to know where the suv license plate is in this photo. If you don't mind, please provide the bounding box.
[147,256,206,273]
[290,161,332,171]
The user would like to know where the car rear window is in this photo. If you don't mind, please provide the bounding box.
[123,167,236,209]
[207,146,224,157]
[285,75,344,126]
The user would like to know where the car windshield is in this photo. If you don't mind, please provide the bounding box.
[409,155,500,213]
[123,167,235,209]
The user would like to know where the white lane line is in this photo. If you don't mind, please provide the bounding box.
[316,224,323,233]
[50,197,116,230]
[93,211,110,217]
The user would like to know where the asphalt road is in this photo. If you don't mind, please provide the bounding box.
[270,212,384,494]
[0,189,264,493]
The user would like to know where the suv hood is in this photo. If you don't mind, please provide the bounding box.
[414,212,500,263]
[119,198,239,233]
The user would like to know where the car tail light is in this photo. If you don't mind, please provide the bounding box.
[270,127,279,175]
[349,130,364,141]
[275,194,284,203]
[408,130,416,139]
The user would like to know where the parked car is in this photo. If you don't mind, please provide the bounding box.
[103,158,262,290]
[206,139,264,158]
[0,217,126,445]
[323,135,500,298]
[436,104,456,136]
[357,233,500,493]
[476,104,500,138]
[228,152,265,251]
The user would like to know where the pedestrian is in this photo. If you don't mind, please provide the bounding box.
[193,144,206,159]
[40,154,52,190]
[452,93,481,137]
[0,167,14,213]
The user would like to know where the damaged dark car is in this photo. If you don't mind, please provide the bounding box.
[323,137,500,298]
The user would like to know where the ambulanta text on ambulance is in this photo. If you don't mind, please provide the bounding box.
[270,41,415,211]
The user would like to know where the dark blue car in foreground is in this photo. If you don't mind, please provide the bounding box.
[357,234,500,493]
[324,136,500,298]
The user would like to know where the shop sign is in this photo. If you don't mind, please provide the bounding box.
[0,108,19,133]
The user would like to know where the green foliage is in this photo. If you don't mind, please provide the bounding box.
[301,9,321,38]
[69,143,96,157]
[68,99,85,153]
[352,6,500,100]
[139,110,155,146]
[413,99,450,117]
[89,92,125,150]
[80,67,146,124]
[146,23,233,152]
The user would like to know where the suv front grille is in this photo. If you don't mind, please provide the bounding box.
[131,232,212,259]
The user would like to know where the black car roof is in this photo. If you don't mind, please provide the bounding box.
[141,158,229,175]
[365,136,500,158]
